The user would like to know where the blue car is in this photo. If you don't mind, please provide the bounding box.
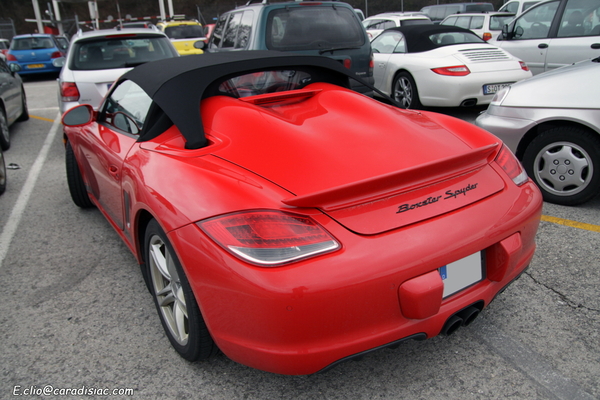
[7,34,66,76]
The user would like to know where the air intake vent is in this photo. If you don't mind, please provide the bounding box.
[459,49,511,62]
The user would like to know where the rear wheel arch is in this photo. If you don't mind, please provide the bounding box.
[390,69,421,109]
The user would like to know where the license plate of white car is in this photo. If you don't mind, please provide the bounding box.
[483,83,512,95]
[439,252,484,298]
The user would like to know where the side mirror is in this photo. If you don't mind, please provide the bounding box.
[194,40,205,50]
[514,26,524,39]
[62,104,94,126]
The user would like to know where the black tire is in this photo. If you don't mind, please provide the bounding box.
[16,88,29,122]
[144,219,218,361]
[65,141,94,208]
[0,107,10,151]
[392,72,421,109]
[523,127,600,205]
[0,147,6,195]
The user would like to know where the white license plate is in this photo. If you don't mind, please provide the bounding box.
[483,83,512,95]
[439,252,484,298]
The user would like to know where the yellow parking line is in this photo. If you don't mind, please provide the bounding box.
[29,115,56,123]
[541,215,600,233]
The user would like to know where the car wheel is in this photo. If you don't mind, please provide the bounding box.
[523,127,600,205]
[65,141,94,208]
[0,108,10,151]
[16,89,29,122]
[392,72,421,109]
[145,219,217,361]
[0,147,6,195]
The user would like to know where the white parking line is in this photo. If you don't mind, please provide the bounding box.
[0,113,61,268]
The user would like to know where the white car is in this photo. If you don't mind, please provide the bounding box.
[362,12,432,40]
[57,28,179,114]
[476,57,600,205]
[441,12,517,41]
[495,0,600,75]
[372,25,532,109]
[498,0,542,16]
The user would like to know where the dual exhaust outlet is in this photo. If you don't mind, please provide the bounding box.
[441,302,483,336]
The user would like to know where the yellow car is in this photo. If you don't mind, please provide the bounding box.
[156,20,205,55]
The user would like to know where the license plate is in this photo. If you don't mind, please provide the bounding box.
[27,64,44,69]
[439,252,484,298]
[483,83,512,95]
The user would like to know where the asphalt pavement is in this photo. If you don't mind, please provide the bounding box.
[0,76,598,400]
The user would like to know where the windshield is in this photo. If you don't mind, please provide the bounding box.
[266,6,365,51]
[70,36,177,70]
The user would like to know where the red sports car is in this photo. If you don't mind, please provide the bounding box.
[62,51,543,375]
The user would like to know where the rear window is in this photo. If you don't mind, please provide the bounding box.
[430,31,485,46]
[266,6,365,51]
[400,19,432,26]
[164,24,204,39]
[11,37,55,51]
[70,36,176,71]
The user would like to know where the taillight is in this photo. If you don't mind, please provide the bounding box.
[519,61,529,71]
[431,65,470,76]
[482,32,492,41]
[343,58,351,69]
[198,210,340,266]
[495,144,528,186]
[6,54,17,61]
[51,51,63,59]
[61,82,80,102]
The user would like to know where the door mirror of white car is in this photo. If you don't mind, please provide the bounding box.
[62,105,95,127]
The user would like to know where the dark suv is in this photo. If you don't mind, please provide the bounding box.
[207,0,374,95]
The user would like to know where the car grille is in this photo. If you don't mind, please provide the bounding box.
[459,49,511,62]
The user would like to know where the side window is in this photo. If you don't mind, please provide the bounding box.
[442,16,458,26]
[381,20,396,30]
[456,16,472,29]
[363,19,381,30]
[0,59,10,74]
[513,0,559,39]
[102,80,152,135]
[222,12,243,48]
[471,16,485,29]
[209,14,228,49]
[558,0,600,37]
[371,31,404,54]
[236,11,254,49]
[501,2,519,13]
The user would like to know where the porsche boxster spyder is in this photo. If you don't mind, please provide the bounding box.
[62,51,542,375]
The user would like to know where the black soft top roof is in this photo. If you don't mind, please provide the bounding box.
[120,51,363,149]
[383,25,481,53]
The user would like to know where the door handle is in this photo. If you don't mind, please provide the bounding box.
[538,43,548,49]
[592,43,600,49]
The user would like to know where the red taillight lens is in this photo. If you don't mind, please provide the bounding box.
[51,51,63,59]
[61,82,80,102]
[482,32,492,41]
[198,210,340,266]
[431,65,470,76]
[7,54,17,61]
[343,58,352,69]
[519,61,529,71]
[495,144,528,186]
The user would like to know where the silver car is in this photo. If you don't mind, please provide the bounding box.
[476,57,600,205]
[58,28,179,114]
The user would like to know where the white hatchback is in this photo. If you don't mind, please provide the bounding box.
[57,29,179,114]
[363,12,433,40]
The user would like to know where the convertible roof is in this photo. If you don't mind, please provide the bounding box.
[384,25,479,53]
[120,51,362,149]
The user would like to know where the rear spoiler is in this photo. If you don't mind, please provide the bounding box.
[282,143,499,211]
